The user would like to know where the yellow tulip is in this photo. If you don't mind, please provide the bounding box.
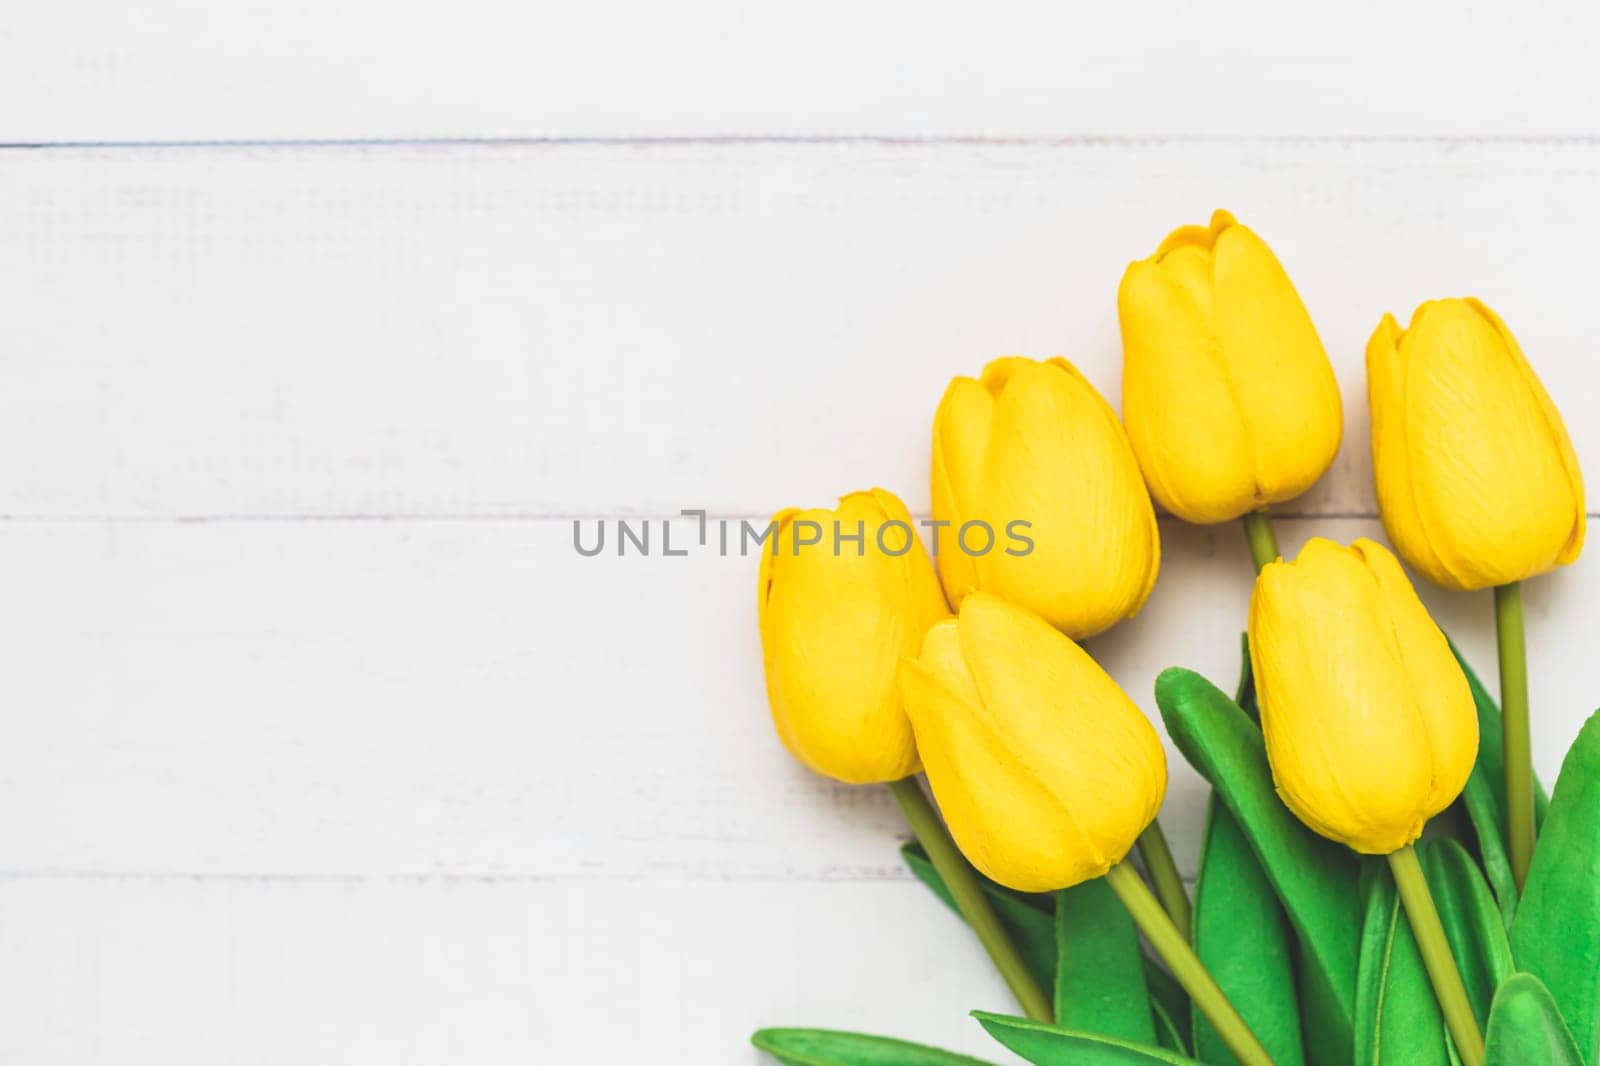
[1248,537,1478,854]
[897,592,1167,892]
[757,488,949,784]
[1119,209,1343,524]
[1367,297,1585,591]
[932,355,1159,640]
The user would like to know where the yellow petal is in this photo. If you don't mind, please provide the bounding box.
[932,358,1158,640]
[974,359,1160,638]
[759,507,804,760]
[1155,244,1219,325]
[1211,221,1343,505]
[977,355,1038,397]
[869,486,953,629]
[931,375,994,608]
[1368,312,1454,588]
[898,650,1097,892]
[955,594,1165,884]
[1468,299,1586,568]
[1153,208,1233,258]
[1121,212,1341,524]
[1249,539,1433,853]
[913,618,981,707]
[1354,538,1477,817]
[758,490,942,783]
[1119,257,1256,523]
[1401,299,1581,588]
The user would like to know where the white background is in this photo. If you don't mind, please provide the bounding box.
[3,4,1599,1063]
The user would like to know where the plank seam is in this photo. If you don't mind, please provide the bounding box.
[3,512,1597,523]
[4,134,1600,152]
[0,869,1198,887]
[0,511,1428,524]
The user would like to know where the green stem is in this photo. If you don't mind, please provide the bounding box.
[1495,582,1534,891]
[1241,509,1280,573]
[1104,862,1273,1066]
[1388,845,1485,1066]
[1136,822,1192,939]
[1388,845,1484,1056]
[887,777,1053,1022]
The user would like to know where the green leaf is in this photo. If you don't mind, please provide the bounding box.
[1150,995,1188,1056]
[1483,973,1584,1066]
[901,842,1056,992]
[1455,764,1519,927]
[973,1012,1203,1065]
[1353,861,1449,1066]
[1143,957,1192,1054]
[1233,633,1260,725]
[902,841,1053,914]
[1191,796,1305,1066]
[1053,878,1155,1043]
[751,1028,999,1065]
[1154,668,1359,1066]
[1181,639,1302,1066]
[1422,838,1514,1029]
[1198,652,1351,1066]
[1444,640,1552,926]
[1511,710,1600,1063]
[1448,639,1550,826]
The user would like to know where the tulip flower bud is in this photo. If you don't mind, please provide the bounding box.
[1118,210,1343,524]
[1367,297,1585,591]
[1248,537,1478,854]
[932,356,1159,640]
[897,593,1167,892]
[757,488,950,784]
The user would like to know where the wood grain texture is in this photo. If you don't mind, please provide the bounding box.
[6,31,1600,1060]
[0,876,1027,1064]
[4,1,1598,142]
[0,516,1586,883]
[2,140,1599,519]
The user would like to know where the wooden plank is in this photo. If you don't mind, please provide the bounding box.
[0,516,1585,881]
[1,140,1598,519]
[4,1,1598,142]
[0,875,1026,1064]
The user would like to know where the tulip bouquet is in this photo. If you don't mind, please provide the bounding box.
[750,211,1594,1066]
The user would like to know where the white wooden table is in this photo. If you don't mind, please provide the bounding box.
[3,4,1598,1062]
